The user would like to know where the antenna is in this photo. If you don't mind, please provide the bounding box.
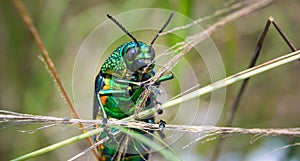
[107,14,140,47]
[150,12,174,46]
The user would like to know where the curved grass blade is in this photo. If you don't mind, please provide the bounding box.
[12,0,99,159]
[12,128,103,161]
[161,50,300,109]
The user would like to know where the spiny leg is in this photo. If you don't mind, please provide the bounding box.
[152,74,174,135]
[95,80,133,142]
[151,73,174,115]
[116,73,173,138]
[115,73,174,115]
[114,73,174,89]
[157,120,166,138]
[96,93,115,142]
[210,17,298,161]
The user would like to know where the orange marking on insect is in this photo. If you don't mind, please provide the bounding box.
[99,144,105,150]
[100,155,106,161]
[100,85,109,105]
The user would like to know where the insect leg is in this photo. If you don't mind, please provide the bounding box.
[157,120,166,138]
[156,73,174,84]
[114,78,142,87]
[154,73,174,114]
[115,73,174,87]
[98,89,127,95]
[96,93,115,141]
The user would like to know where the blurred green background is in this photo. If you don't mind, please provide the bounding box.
[0,0,300,160]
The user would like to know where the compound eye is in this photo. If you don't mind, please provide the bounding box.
[149,47,155,59]
[126,47,138,61]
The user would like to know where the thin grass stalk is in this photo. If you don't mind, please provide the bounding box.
[12,0,100,159]
[10,116,300,160]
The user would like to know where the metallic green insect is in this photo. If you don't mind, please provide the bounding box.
[93,13,174,161]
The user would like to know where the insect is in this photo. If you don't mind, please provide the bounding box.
[93,13,174,161]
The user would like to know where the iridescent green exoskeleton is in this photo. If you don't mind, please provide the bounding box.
[93,13,174,161]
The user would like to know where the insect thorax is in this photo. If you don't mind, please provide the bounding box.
[100,41,154,80]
